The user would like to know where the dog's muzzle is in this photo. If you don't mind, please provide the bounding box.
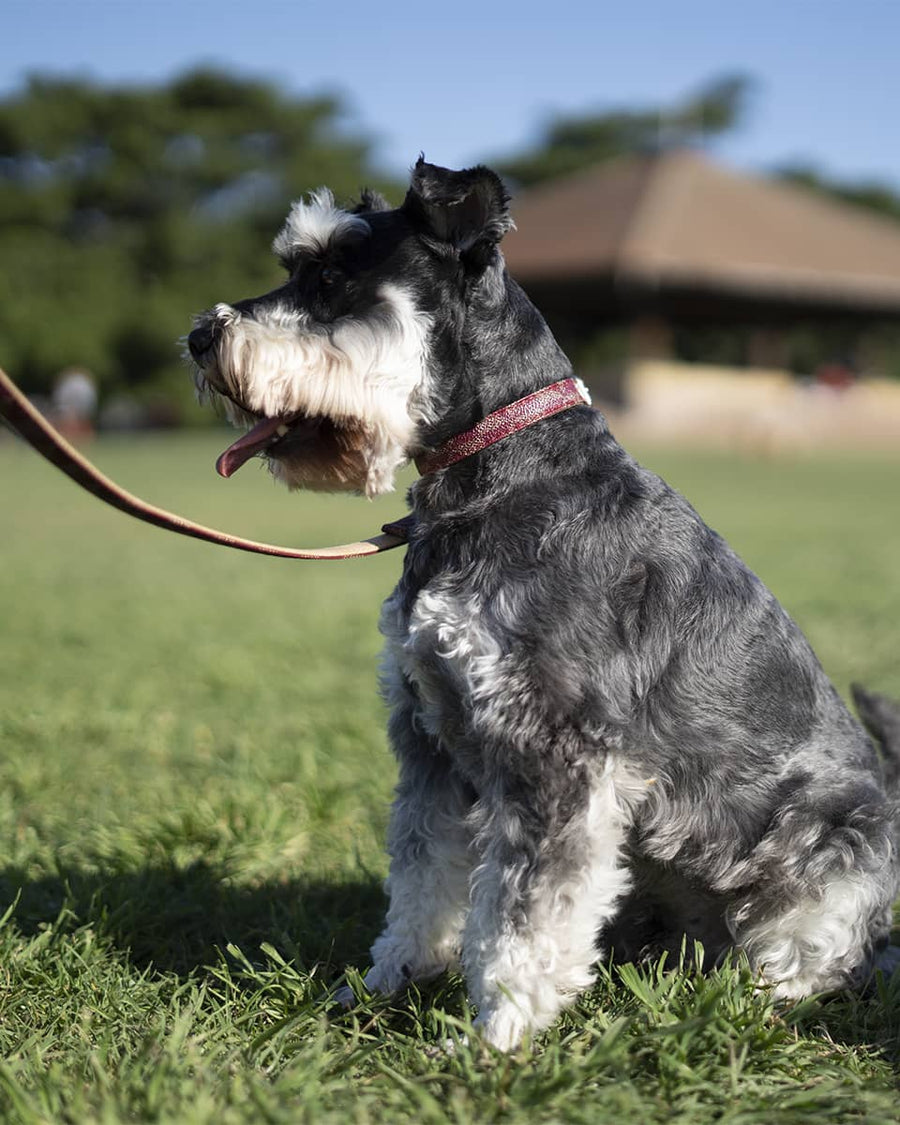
[187,322,217,363]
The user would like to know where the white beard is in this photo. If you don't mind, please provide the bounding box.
[202,283,432,497]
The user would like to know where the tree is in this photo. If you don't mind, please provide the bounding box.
[496,74,753,188]
[775,164,900,226]
[0,69,399,411]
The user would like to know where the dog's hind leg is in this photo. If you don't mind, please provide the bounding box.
[462,763,635,1051]
[724,795,898,998]
[733,873,895,998]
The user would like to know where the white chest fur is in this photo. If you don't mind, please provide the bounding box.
[380,582,504,746]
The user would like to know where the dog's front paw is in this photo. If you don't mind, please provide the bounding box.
[332,982,358,1009]
[362,959,415,995]
[368,930,458,992]
[331,961,412,1010]
[473,1005,531,1053]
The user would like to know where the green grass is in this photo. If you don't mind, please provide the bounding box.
[1,430,899,1124]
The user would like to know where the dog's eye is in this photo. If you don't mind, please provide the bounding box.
[320,266,342,288]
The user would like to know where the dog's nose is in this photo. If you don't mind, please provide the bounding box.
[188,323,216,361]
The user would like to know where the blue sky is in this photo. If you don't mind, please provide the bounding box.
[5,0,900,189]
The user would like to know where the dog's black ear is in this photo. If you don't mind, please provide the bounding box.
[351,187,391,215]
[403,157,513,258]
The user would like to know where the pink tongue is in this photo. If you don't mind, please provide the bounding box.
[216,416,289,478]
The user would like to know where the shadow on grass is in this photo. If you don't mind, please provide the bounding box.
[4,863,899,1063]
[0,861,386,979]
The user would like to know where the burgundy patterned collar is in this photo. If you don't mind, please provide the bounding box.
[414,377,592,476]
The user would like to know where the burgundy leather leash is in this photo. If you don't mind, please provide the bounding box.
[0,366,589,561]
[0,365,412,560]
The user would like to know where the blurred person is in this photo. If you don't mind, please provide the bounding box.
[52,367,97,441]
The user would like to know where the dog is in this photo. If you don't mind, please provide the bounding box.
[187,159,900,1051]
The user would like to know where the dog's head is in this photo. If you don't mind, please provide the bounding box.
[187,159,513,496]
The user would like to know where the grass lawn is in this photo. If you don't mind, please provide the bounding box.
[1,429,899,1123]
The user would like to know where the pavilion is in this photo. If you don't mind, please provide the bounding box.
[502,150,900,407]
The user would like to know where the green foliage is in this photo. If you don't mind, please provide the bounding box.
[777,163,900,227]
[0,434,899,1122]
[0,70,400,406]
[497,74,753,188]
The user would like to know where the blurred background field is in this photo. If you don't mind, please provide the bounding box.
[1,435,900,1122]
[2,433,899,896]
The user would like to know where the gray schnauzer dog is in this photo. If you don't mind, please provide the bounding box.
[188,159,900,1051]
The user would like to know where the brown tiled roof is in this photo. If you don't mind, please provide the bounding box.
[503,150,900,309]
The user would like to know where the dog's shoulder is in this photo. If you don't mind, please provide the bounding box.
[407,418,743,596]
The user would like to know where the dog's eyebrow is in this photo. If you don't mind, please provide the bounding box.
[272,188,371,260]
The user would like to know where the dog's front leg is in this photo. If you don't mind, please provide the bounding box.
[463,768,632,1051]
[360,743,475,998]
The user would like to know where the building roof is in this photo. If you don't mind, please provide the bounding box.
[502,150,900,311]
